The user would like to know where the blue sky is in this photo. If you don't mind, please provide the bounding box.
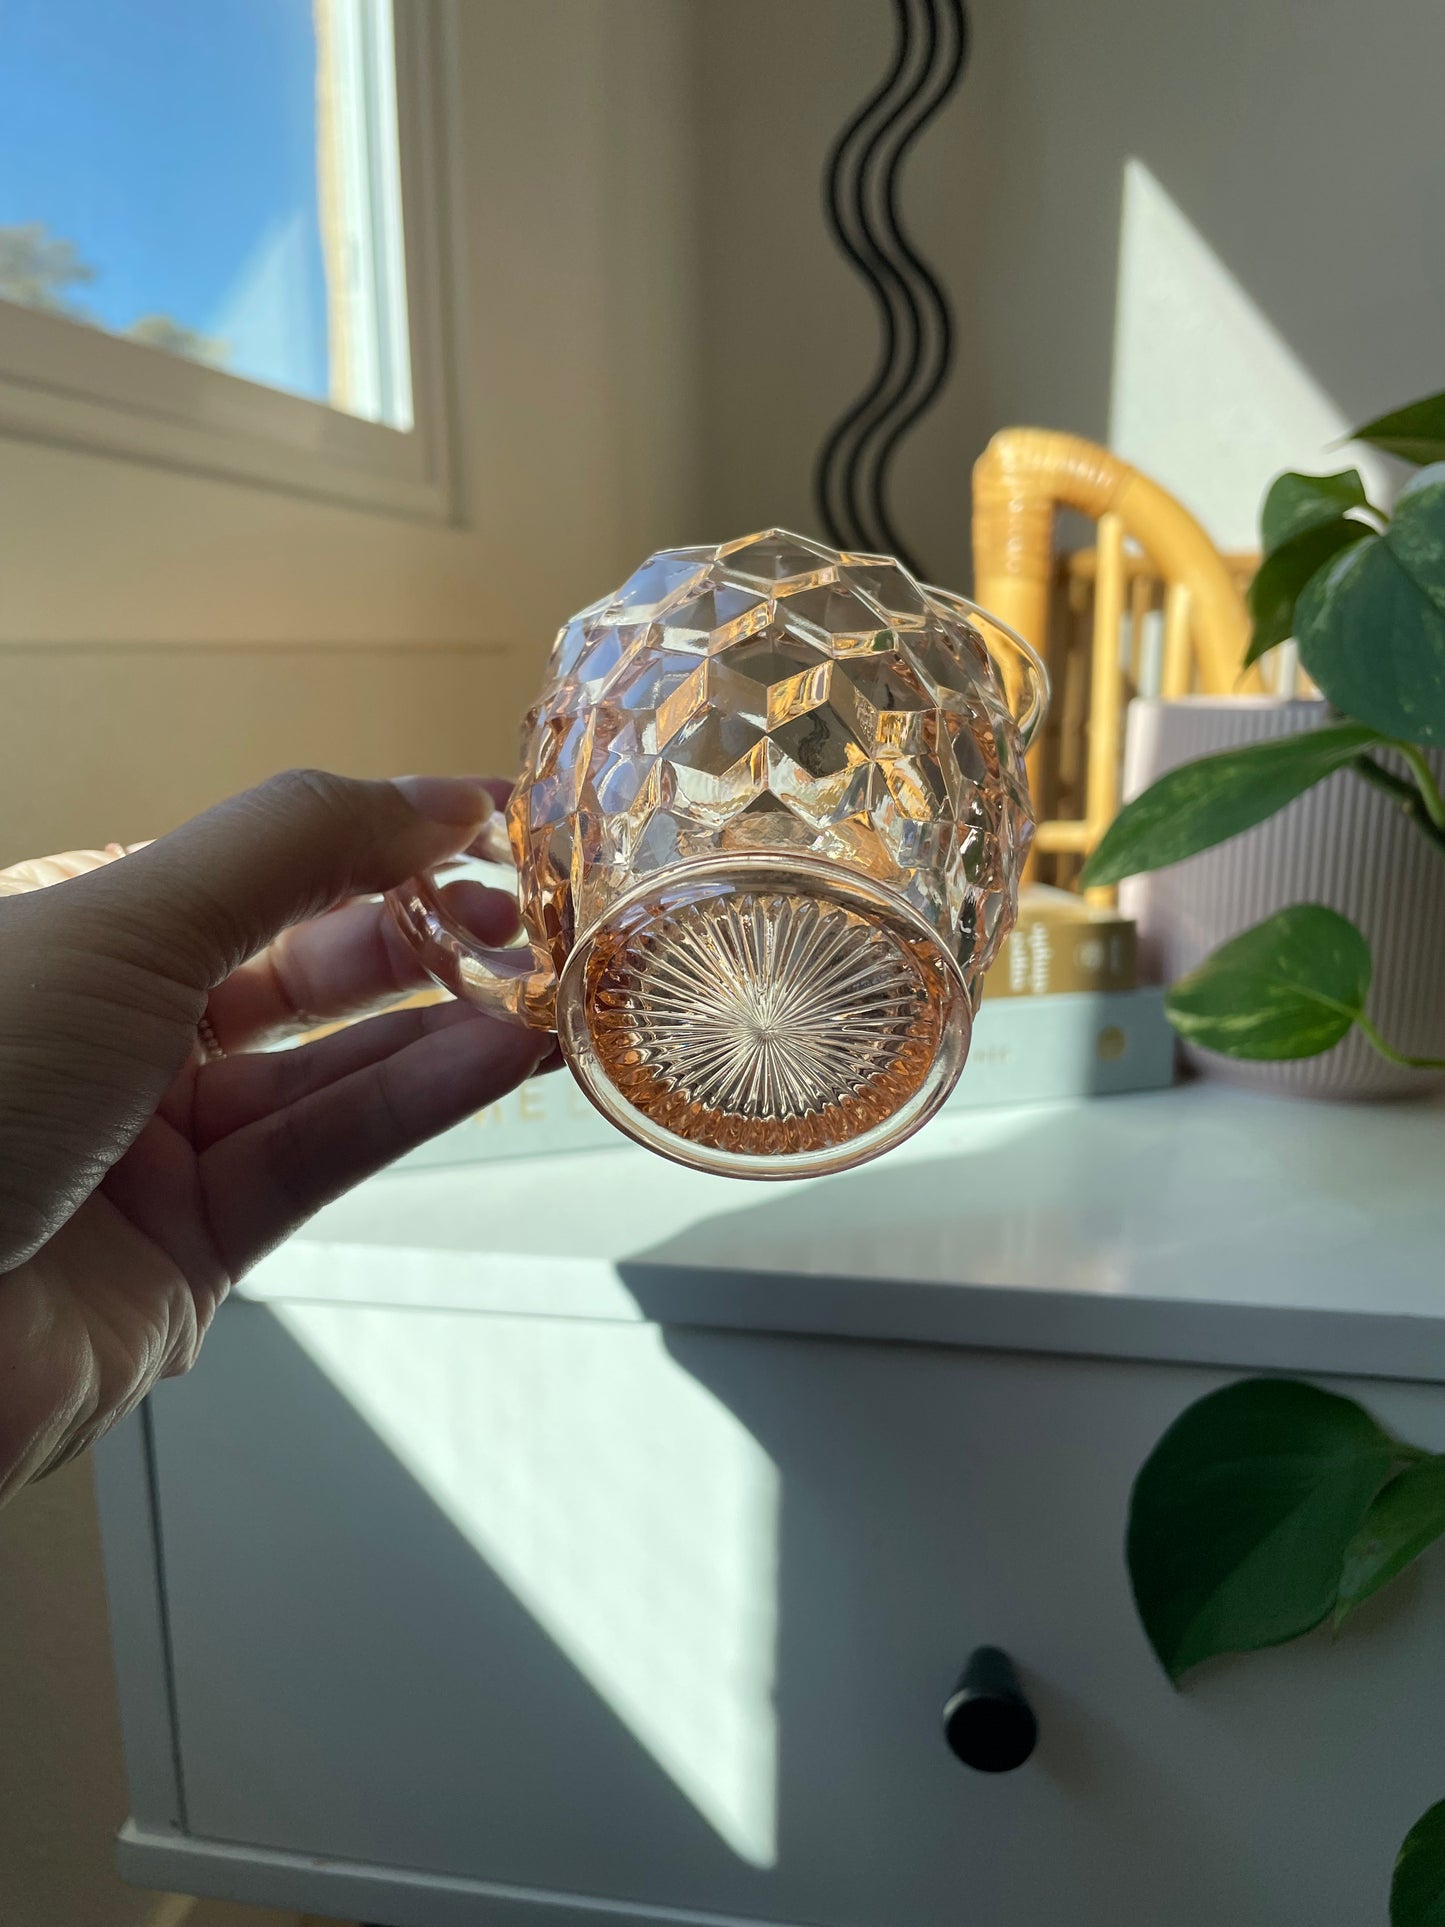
[0,0,329,400]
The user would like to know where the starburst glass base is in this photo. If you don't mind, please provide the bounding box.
[557,863,972,1179]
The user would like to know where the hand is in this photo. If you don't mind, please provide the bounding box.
[0,770,549,1502]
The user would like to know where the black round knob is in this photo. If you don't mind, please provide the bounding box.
[942,1645,1038,1772]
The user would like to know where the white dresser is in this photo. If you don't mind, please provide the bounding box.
[97,1084,1445,1927]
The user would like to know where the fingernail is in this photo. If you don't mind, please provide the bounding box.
[393,775,495,827]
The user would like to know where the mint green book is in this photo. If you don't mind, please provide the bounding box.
[392,986,1176,1172]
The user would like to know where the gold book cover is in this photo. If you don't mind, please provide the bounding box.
[986,886,1138,999]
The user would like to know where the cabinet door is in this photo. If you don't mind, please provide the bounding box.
[149,1298,1445,1927]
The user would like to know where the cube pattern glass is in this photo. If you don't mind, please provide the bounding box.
[514,529,1034,1002]
[391,529,1042,1178]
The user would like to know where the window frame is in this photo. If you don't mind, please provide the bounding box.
[0,0,458,523]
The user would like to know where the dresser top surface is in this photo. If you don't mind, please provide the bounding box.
[241,1083,1445,1380]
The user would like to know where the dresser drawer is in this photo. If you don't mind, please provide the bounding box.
[142,1297,1445,1927]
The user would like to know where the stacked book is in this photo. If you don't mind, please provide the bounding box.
[988,884,1136,1000]
[393,886,1175,1172]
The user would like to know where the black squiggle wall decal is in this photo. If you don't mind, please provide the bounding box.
[814,0,969,578]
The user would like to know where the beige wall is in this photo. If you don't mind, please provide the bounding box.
[0,6,700,1923]
[693,0,1445,575]
[1,1463,145,1927]
[0,642,514,858]
[0,1460,308,1927]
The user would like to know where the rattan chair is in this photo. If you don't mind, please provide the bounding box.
[972,428,1254,891]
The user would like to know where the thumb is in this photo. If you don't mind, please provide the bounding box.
[71,769,499,988]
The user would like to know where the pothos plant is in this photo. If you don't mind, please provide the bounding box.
[1079,389,1445,1926]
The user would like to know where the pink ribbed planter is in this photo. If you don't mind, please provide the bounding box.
[1119,698,1445,1099]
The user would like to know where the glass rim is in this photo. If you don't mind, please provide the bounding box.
[923,583,1050,751]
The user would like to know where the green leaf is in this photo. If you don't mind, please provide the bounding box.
[1127,1378,1396,1682]
[1166,904,1371,1061]
[1080,725,1382,888]
[1392,1801,1445,1927]
[1295,463,1445,746]
[1355,389,1445,466]
[1260,469,1369,556]
[1245,519,1372,666]
[1336,1456,1445,1627]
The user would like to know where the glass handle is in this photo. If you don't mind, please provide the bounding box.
[386,869,557,1030]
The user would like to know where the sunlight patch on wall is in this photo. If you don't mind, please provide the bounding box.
[272,1301,780,1867]
[1108,157,1391,549]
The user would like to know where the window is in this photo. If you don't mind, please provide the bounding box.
[0,0,454,517]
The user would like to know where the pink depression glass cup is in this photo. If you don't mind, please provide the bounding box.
[389,529,1047,1179]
